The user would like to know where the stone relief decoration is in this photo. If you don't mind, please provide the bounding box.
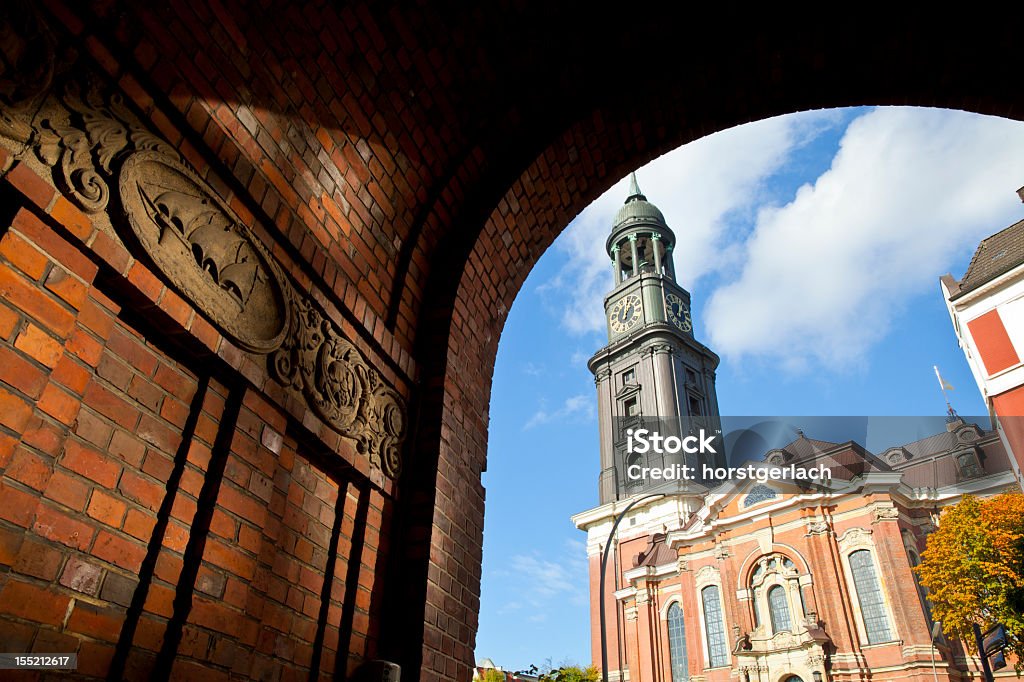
[806,653,826,667]
[871,505,900,523]
[694,564,720,589]
[118,151,289,353]
[805,519,831,536]
[5,74,291,352]
[0,9,408,478]
[677,557,689,573]
[768,631,795,648]
[836,528,873,553]
[271,291,406,476]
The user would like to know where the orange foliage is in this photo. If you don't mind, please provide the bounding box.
[914,492,1024,668]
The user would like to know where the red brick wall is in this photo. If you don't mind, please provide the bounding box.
[0,182,391,678]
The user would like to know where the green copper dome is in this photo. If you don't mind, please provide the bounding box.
[613,172,667,228]
[613,197,667,227]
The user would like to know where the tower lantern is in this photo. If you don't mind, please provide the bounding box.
[607,172,677,284]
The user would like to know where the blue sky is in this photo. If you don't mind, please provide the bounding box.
[475,107,1024,669]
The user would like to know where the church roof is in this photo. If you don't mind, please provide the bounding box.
[778,435,843,459]
[893,429,962,462]
[952,216,1024,297]
[772,433,890,480]
[633,535,677,568]
[768,420,1007,487]
[613,172,667,229]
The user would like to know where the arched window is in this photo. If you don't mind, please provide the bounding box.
[748,553,804,634]
[768,584,791,632]
[701,585,728,667]
[667,603,689,682]
[849,549,893,644]
[742,484,778,508]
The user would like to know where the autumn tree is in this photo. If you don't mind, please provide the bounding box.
[538,666,600,682]
[914,493,1024,668]
[482,669,508,682]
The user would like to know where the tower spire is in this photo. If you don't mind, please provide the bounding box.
[626,171,646,203]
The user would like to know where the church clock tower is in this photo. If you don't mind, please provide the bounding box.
[589,173,721,503]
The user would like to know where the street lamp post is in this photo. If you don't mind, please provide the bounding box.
[599,493,665,682]
[972,623,995,682]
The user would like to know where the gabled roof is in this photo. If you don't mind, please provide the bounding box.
[952,217,1024,298]
[773,433,891,480]
[776,435,843,460]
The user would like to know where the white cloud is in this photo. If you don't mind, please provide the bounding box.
[499,539,589,616]
[540,109,843,336]
[569,348,591,366]
[523,394,595,430]
[522,361,544,377]
[705,108,1024,370]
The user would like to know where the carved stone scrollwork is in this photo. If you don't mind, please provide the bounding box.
[836,527,873,553]
[32,79,176,214]
[872,505,900,523]
[271,292,406,477]
[694,564,720,588]
[805,520,831,536]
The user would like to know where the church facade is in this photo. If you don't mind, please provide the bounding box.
[573,179,1021,682]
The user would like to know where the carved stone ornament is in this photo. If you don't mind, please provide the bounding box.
[871,505,900,523]
[32,80,176,215]
[118,151,289,353]
[836,527,873,553]
[694,564,720,588]
[271,292,407,477]
[805,520,831,536]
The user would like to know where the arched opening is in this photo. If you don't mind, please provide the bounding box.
[404,103,1024,675]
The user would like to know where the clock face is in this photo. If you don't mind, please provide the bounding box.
[609,294,642,334]
[665,293,692,332]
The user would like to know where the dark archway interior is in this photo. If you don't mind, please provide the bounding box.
[0,2,1021,680]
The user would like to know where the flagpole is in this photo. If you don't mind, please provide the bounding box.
[933,365,956,418]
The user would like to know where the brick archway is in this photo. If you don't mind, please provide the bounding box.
[0,3,1021,681]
